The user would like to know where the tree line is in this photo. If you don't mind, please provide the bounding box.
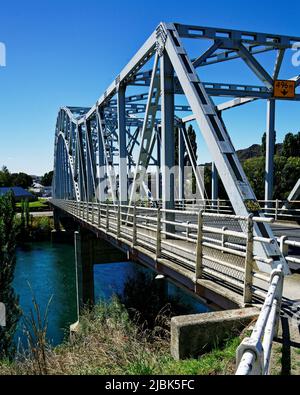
[0,167,53,189]
[243,132,300,200]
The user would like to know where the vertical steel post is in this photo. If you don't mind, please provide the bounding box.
[244,215,254,305]
[156,127,161,201]
[156,207,162,260]
[178,127,185,203]
[117,85,128,205]
[117,205,121,238]
[97,108,106,202]
[106,204,109,232]
[212,162,219,206]
[265,99,276,209]
[160,51,175,234]
[195,210,204,280]
[132,205,137,247]
[98,203,101,228]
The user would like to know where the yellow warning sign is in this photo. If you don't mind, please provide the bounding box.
[274,80,295,98]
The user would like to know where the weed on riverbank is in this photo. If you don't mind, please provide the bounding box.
[0,298,239,375]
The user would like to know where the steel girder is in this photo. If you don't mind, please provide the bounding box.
[52,22,300,274]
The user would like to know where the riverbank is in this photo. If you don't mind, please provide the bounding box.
[0,298,241,375]
[16,216,55,243]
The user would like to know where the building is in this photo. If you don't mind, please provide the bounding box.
[0,187,35,202]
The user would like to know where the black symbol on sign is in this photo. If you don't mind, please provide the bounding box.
[281,89,288,96]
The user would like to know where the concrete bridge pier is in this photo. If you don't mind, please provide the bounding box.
[74,228,129,318]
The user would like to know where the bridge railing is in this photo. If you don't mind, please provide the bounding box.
[277,236,300,267]
[258,200,300,221]
[169,199,300,221]
[236,264,283,375]
[52,199,279,305]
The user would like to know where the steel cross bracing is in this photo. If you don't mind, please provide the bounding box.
[53,22,300,275]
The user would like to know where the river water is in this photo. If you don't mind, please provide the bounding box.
[14,242,210,347]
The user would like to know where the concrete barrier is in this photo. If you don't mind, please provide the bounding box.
[171,307,259,360]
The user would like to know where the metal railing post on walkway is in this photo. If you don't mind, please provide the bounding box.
[243,214,254,305]
[98,203,101,228]
[117,205,121,238]
[195,210,204,280]
[156,207,162,260]
[92,202,95,224]
[132,205,137,247]
[106,204,109,232]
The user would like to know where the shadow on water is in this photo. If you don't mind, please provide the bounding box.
[94,262,211,330]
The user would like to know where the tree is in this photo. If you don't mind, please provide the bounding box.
[0,192,21,359]
[0,166,12,187]
[243,157,265,199]
[282,132,300,158]
[281,157,300,199]
[261,132,266,156]
[11,173,33,189]
[41,171,53,187]
[261,131,278,156]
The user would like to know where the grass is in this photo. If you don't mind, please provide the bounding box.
[16,199,49,211]
[0,298,240,375]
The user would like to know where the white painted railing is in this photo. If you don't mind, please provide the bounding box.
[236,265,283,375]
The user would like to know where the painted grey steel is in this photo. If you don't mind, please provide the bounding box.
[52,22,299,276]
[160,50,175,231]
[265,100,276,206]
[212,162,219,201]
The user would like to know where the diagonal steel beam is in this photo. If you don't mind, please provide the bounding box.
[129,52,160,206]
[193,40,223,68]
[238,43,274,89]
[273,49,285,80]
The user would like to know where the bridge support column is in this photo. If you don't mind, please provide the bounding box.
[53,208,61,231]
[264,99,276,209]
[178,127,185,203]
[117,85,128,204]
[74,230,95,317]
[160,51,175,235]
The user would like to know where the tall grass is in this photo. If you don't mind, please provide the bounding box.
[0,296,240,375]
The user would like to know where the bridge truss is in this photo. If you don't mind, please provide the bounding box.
[53,23,300,275]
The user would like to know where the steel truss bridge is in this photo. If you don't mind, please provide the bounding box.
[52,23,300,375]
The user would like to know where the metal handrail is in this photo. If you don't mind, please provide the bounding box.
[236,265,283,375]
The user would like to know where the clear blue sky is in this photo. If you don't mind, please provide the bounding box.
[0,0,300,175]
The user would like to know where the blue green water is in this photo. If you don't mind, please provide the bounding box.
[14,242,210,346]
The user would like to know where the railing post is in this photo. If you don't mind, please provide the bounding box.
[106,204,109,232]
[117,205,121,238]
[271,265,284,336]
[186,221,190,240]
[275,199,279,221]
[221,226,228,253]
[92,202,95,225]
[279,235,288,256]
[156,207,162,260]
[132,205,137,247]
[243,214,254,305]
[195,210,204,281]
[98,203,101,228]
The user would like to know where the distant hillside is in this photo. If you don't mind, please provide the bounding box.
[237,143,283,162]
[237,144,262,161]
